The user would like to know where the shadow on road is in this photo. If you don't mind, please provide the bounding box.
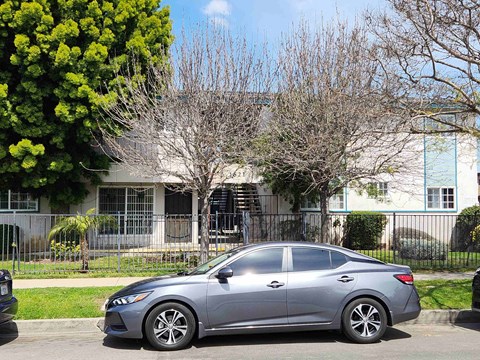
[101,327,412,351]
[0,322,19,346]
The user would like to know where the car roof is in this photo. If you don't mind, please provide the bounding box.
[239,242,381,262]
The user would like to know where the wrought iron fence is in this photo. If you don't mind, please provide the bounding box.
[1,212,479,274]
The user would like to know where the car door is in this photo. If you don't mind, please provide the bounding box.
[287,246,357,324]
[206,247,288,328]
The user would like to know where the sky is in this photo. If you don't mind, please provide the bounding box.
[161,0,387,43]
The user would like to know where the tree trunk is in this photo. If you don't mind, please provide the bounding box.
[319,191,330,243]
[81,236,89,272]
[199,197,210,264]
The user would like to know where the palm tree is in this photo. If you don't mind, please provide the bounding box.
[48,208,116,272]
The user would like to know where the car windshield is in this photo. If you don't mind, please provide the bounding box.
[188,247,243,275]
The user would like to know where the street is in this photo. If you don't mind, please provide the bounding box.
[1,323,478,360]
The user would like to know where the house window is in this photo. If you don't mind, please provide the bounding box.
[0,191,38,212]
[98,187,154,234]
[427,187,454,209]
[329,191,345,210]
[367,182,388,198]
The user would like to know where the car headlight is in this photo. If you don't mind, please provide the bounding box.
[111,292,152,307]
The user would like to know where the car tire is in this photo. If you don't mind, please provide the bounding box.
[341,298,387,344]
[144,302,196,351]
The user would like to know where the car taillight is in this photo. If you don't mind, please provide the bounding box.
[394,274,414,285]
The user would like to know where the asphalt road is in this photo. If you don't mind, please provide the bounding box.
[1,323,479,360]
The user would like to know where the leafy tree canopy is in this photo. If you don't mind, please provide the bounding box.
[0,0,172,208]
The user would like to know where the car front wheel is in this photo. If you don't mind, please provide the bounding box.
[144,302,196,351]
[341,298,387,344]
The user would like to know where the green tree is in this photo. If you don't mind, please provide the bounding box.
[48,208,116,271]
[0,0,172,209]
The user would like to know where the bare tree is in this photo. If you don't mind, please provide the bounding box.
[251,21,416,217]
[99,25,270,262]
[367,0,480,135]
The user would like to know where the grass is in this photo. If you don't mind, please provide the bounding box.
[11,279,473,320]
[15,287,122,320]
[416,279,472,310]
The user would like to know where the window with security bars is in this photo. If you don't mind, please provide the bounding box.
[98,187,154,234]
[0,190,38,212]
[427,187,454,209]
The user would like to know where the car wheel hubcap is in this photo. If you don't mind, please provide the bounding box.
[350,304,382,338]
[153,309,188,345]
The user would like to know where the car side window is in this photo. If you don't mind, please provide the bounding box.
[331,251,348,268]
[228,248,284,276]
[291,248,331,272]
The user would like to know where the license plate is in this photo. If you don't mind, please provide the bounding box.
[0,283,7,296]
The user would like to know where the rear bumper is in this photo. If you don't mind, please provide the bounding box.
[0,296,18,325]
[391,287,421,325]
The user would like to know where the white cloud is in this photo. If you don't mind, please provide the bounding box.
[203,0,231,16]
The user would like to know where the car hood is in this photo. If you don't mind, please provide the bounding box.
[110,273,190,298]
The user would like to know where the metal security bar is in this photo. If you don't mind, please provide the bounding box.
[1,212,479,274]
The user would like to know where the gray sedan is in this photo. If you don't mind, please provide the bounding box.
[100,242,421,350]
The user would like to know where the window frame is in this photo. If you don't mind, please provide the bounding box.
[97,186,155,235]
[0,190,38,212]
[427,187,455,209]
[367,182,389,199]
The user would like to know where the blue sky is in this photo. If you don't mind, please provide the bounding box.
[161,0,387,43]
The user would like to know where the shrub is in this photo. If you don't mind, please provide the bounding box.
[0,224,20,255]
[454,205,480,251]
[344,211,387,250]
[50,240,81,262]
[392,227,436,250]
[398,238,447,260]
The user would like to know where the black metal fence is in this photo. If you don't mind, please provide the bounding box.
[1,212,479,274]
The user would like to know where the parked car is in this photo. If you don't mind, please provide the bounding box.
[0,269,18,325]
[473,267,480,312]
[99,242,421,350]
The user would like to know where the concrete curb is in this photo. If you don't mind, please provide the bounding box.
[0,318,103,337]
[1,311,479,338]
[406,309,480,325]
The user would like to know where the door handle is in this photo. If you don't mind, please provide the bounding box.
[337,276,354,283]
[267,281,285,288]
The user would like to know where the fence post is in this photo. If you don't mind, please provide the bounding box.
[392,213,397,264]
[215,211,219,256]
[117,212,121,273]
[12,211,17,274]
[243,211,250,245]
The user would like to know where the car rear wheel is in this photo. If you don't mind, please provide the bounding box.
[341,298,387,344]
[144,302,196,351]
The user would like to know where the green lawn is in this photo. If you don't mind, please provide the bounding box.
[12,279,473,320]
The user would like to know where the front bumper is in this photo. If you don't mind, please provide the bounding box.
[0,296,18,325]
[99,302,146,339]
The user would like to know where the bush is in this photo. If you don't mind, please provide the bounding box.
[454,205,480,251]
[399,238,447,260]
[344,211,387,250]
[50,240,81,262]
[392,227,436,250]
[0,224,20,255]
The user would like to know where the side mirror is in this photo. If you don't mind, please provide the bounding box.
[215,266,233,279]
